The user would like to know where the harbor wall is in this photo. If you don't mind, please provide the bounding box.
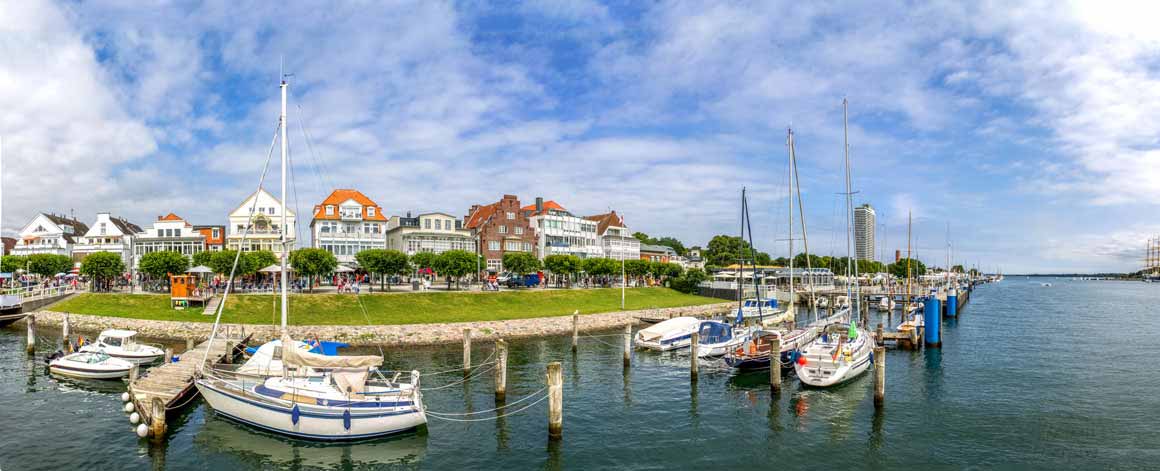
[24,302,732,347]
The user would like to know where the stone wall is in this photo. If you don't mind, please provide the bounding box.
[28,302,731,347]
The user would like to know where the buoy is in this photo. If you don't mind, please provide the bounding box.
[135,423,149,438]
[121,392,130,402]
[124,402,135,413]
[130,412,140,425]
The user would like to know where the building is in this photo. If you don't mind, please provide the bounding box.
[227,189,296,258]
[386,211,476,256]
[12,213,89,258]
[584,211,640,261]
[193,225,226,252]
[464,194,537,272]
[854,204,876,261]
[640,243,676,263]
[523,197,601,260]
[309,189,386,264]
[133,214,211,266]
[685,247,705,270]
[72,213,143,266]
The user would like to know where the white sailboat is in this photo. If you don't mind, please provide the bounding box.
[794,98,871,387]
[194,76,426,441]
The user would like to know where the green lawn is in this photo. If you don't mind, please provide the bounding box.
[48,288,721,326]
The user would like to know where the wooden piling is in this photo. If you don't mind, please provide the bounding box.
[129,364,139,382]
[164,348,173,364]
[876,323,884,347]
[690,332,699,382]
[770,336,782,394]
[494,339,508,401]
[547,361,563,440]
[571,311,579,352]
[463,328,472,375]
[62,312,70,348]
[150,397,166,441]
[623,324,631,368]
[185,338,194,352]
[26,314,35,354]
[874,346,886,408]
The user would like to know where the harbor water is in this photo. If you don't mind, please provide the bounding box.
[1,279,1157,469]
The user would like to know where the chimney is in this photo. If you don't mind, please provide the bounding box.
[535,197,543,213]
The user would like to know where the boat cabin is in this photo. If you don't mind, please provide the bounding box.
[96,329,140,348]
[697,321,733,344]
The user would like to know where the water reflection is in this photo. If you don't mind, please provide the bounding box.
[195,414,428,469]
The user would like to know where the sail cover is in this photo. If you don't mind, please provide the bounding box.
[280,335,382,369]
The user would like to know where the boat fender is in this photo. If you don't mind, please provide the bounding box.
[869,350,874,365]
[343,409,352,430]
[130,412,140,425]
[124,402,135,414]
[121,392,131,402]
[136,423,149,438]
[291,404,300,425]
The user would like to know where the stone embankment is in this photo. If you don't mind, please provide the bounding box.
[29,302,731,346]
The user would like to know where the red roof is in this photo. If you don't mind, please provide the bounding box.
[159,213,184,221]
[465,202,498,229]
[520,200,566,216]
[312,189,387,221]
[584,211,626,235]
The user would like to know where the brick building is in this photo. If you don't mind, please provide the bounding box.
[464,194,537,272]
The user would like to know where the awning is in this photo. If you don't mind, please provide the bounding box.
[258,264,293,273]
[334,265,354,273]
[187,265,214,274]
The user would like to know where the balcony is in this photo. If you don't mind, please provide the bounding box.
[317,231,382,240]
[339,210,363,221]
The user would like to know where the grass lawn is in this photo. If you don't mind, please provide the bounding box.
[48,288,722,326]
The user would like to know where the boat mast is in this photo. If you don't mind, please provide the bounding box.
[843,98,859,315]
[906,211,912,302]
[786,129,795,318]
[279,76,289,335]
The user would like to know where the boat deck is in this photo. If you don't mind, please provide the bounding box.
[129,326,250,428]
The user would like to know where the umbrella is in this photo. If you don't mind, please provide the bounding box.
[259,264,293,273]
[187,265,214,274]
[334,265,354,273]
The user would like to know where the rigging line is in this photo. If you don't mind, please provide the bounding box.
[291,97,336,192]
[421,362,498,391]
[422,348,499,377]
[424,386,549,416]
[202,121,280,367]
[353,292,386,358]
[425,392,551,423]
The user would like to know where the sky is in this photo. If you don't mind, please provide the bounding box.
[2,0,1159,273]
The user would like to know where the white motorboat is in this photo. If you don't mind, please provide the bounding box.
[877,296,895,311]
[79,329,165,364]
[695,320,747,357]
[635,316,700,351]
[48,351,133,380]
[794,321,873,387]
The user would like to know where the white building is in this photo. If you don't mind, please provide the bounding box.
[584,211,640,261]
[72,213,142,267]
[227,189,296,258]
[12,213,89,258]
[854,204,876,261]
[310,189,386,264]
[133,214,210,267]
[523,198,602,260]
[386,211,476,256]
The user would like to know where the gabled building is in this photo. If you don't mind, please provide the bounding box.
[310,189,386,264]
[227,189,296,258]
[584,210,640,261]
[193,225,225,252]
[386,211,475,256]
[12,213,89,258]
[640,243,676,263]
[522,197,601,260]
[72,212,143,265]
[464,194,537,272]
[133,214,210,267]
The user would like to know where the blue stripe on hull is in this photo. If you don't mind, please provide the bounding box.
[211,408,420,442]
[200,381,421,420]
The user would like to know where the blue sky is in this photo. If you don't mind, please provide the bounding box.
[2,0,1159,273]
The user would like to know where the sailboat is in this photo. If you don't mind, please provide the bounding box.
[194,77,426,441]
[794,98,872,388]
[897,212,923,332]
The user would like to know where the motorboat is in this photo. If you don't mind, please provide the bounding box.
[47,351,133,380]
[1041,282,1052,287]
[877,296,895,311]
[794,321,873,388]
[79,329,165,364]
[814,296,829,309]
[897,309,924,333]
[634,316,700,351]
[695,320,746,358]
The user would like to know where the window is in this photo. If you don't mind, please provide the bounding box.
[506,212,515,220]
[523,242,531,251]
[488,241,500,251]
[515,226,523,235]
[498,225,507,234]
[326,205,334,215]
[435,219,442,230]
[212,228,219,238]
[367,207,375,217]
[99,222,107,236]
[425,219,431,229]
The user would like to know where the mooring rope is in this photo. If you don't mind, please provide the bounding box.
[421,362,498,391]
[425,392,551,423]
[422,348,498,377]
[424,386,548,417]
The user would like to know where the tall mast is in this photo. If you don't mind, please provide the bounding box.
[906,211,912,300]
[0,135,4,259]
[279,77,289,334]
[786,129,795,318]
[843,98,859,314]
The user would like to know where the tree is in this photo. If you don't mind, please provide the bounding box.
[581,257,618,287]
[26,253,72,278]
[289,248,338,292]
[703,235,769,268]
[670,268,708,294]
[246,251,278,274]
[1,255,26,273]
[887,258,927,278]
[543,254,582,287]
[623,259,651,281]
[632,232,651,242]
[356,249,410,291]
[210,250,254,277]
[138,251,189,282]
[951,264,965,273]
[411,252,438,274]
[80,252,124,292]
[434,250,477,290]
[191,251,214,268]
[502,252,541,276]
[654,236,687,256]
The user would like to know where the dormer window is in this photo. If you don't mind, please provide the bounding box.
[367,207,376,217]
[326,205,335,216]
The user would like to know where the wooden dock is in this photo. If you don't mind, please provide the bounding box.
[128,325,250,439]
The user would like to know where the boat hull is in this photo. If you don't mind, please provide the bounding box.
[0,309,27,327]
[196,381,427,442]
[48,363,130,380]
[79,346,163,365]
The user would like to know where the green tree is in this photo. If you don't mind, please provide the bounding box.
[355,249,410,291]
[887,258,927,278]
[411,252,438,273]
[502,252,541,276]
[632,232,651,242]
[581,258,618,287]
[704,235,769,268]
[543,254,582,287]
[191,251,214,268]
[289,248,338,292]
[138,251,189,285]
[80,252,125,292]
[1,255,27,273]
[210,250,253,277]
[951,264,964,273]
[434,250,477,290]
[654,236,687,256]
[623,259,651,281]
[245,250,278,274]
[670,268,708,294]
[26,253,72,278]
